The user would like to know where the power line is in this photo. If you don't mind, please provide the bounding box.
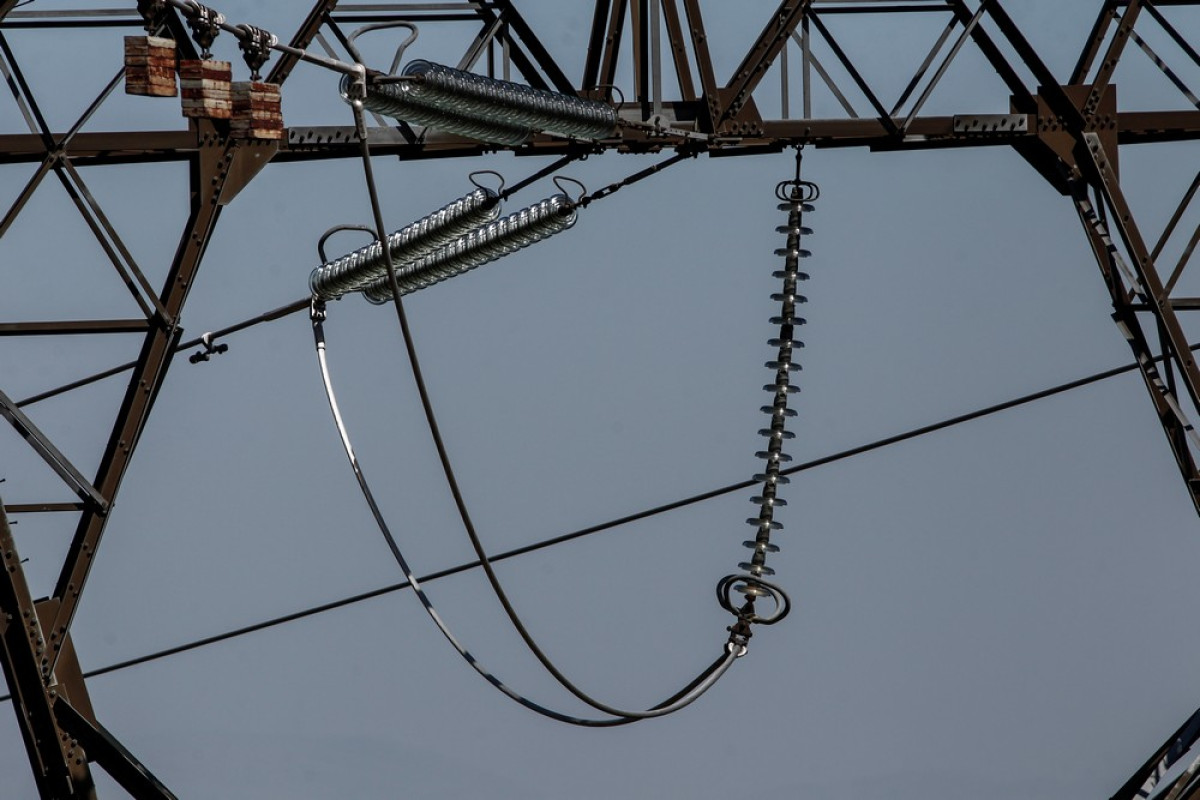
[0,345,1152,701]
[16,297,310,408]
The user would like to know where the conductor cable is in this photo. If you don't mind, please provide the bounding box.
[333,101,737,723]
[312,301,736,726]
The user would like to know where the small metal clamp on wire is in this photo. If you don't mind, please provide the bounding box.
[188,332,229,364]
[310,296,327,324]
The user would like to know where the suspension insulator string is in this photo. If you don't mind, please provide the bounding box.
[361,192,578,304]
[314,100,741,725]
[316,150,692,306]
[343,59,620,145]
[717,150,813,643]
[309,188,502,301]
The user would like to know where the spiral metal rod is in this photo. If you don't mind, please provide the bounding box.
[361,193,577,304]
[342,59,618,145]
[309,188,501,300]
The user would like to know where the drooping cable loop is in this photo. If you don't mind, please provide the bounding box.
[312,99,741,724]
[717,148,811,641]
[310,298,737,726]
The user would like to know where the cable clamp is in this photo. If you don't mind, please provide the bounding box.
[344,63,369,102]
[136,0,168,33]
[725,617,753,657]
[234,24,277,80]
[188,332,229,364]
[183,2,224,58]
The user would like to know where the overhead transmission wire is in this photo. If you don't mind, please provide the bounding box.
[314,306,730,726]
[327,36,722,724]
[0,342,1177,706]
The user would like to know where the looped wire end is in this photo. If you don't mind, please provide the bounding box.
[317,223,376,264]
[717,574,791,626]
[345,21,420,75]
[469,169,507,196]
[591,83,626,106]
[775,179,820,204]
[552,176,588,206]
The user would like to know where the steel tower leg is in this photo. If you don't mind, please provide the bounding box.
[0,502,96,799]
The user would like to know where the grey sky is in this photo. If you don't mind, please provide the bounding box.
[3,1,1200,798]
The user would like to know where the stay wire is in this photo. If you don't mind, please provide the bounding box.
[500,151,591,201]
[577,150,695,208]
[346,102,733,723]
[0,345,1159,702]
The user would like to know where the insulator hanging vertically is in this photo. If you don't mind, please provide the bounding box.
[735,176,818,603]
[361,193,577,303]
[342,60,618,145]
[309,188,501,301]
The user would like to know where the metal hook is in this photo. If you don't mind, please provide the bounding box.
[469,169,506,196]
[593,83,626,106]
[552,176,588,205]
[317,224,377,264]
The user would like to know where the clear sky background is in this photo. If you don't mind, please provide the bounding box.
[3,1,1200,798]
